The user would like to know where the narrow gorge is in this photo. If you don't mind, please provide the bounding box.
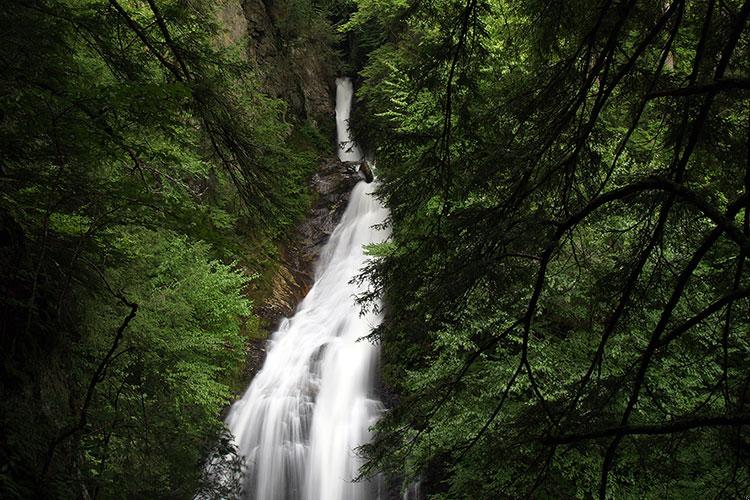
[226,78,389,500]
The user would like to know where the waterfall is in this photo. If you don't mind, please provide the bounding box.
[225,77,388,500]
[335,78,364,162]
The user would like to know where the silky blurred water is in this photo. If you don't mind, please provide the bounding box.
[225,77,388,500]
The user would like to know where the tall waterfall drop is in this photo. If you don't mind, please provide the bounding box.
[225,77,389,500]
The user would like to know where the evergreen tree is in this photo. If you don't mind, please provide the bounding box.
[349,0,750,497]
[0,0,321,496]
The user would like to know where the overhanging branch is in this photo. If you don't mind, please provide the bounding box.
[647,78,750,99]
[550,413,750,444]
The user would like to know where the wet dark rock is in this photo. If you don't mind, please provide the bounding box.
[243,338,267,383]
[256,157,362,329]
[240,158,361,384]
[359,160,374,183]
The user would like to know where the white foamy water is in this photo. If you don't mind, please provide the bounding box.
[335,78,364,162]
[224,77,388,500]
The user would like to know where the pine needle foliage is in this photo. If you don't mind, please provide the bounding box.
[349,0,750,497]
[0,0,320,497]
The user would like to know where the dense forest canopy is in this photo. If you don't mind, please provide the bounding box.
[0,0,331,497]
[2,0,749,498]
[347,0,750,497]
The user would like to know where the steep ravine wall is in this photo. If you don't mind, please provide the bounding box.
[217,0,366,381]
[0,3,355,497]
[220,0,337,125]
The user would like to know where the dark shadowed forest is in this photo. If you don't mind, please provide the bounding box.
[1,0,749,498]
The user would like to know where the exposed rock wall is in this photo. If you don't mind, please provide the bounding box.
[259,159,364,322]
[238,0,337,125]
[216,2,248,53]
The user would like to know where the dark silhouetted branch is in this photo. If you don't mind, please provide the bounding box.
[551,414,750,444]
[647,78,750,99]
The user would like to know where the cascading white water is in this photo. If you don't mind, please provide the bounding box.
[335,78,364,162]
[225,77,388,500]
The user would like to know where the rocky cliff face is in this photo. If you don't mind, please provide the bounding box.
[259,159,364,322]
[219,0,337,125]
[217,0,377,387]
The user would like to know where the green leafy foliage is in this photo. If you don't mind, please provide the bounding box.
[79,229,249,498]
[0,0,326,497]
[348,0,750,497]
